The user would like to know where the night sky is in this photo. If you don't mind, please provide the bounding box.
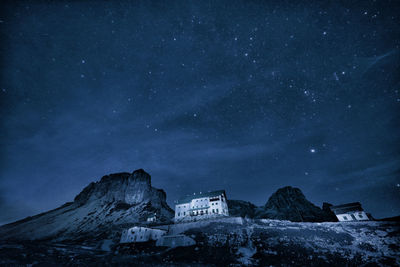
[1,1,399,225]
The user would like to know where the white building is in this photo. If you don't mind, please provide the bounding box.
[174,190,229,222]
[330,202,370,222]
[120,226,167,243]
[146,213,157,223]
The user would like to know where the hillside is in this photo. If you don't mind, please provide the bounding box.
[0,169,174,243]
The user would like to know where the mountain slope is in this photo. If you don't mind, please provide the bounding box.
[229,186,336,222]
[0,169,173,243]
[259,186,333,222]
[228,200,258,218]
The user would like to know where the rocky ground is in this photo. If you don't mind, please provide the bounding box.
[1,218,399,266]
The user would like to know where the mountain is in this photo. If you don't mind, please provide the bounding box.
[0,169,174,244]
[0,176,398,266]
[227,200,258,218]
[229,186,336,222]
[257,186,334,222]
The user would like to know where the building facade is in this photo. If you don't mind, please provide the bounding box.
[120,226,167,243]
[174,190,229,222]
[330,202,370,222]
[146,213,157,223]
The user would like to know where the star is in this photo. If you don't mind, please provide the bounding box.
[310,148,316,153]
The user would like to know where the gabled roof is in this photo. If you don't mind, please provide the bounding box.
[330,202,363,214]
[176,190,226,204]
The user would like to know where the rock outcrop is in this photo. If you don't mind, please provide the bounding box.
[227,200,257,218]
[0,169,174,244]
[229,187,337,222]
[256,186,335,222]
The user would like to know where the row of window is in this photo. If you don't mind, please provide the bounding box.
[178,195,224,209]
[179,202,221,210]
[342,213,365,220]
[177,208,222,217]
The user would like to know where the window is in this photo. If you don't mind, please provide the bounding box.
[212,209,215,213]
[358,214,363,218]
[183,212,186,215]
[216,209,219,213]
[343,216,347,220]
[178,212,180,216]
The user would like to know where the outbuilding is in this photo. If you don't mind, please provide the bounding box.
[120,226,167,243]
[330,202,370,222]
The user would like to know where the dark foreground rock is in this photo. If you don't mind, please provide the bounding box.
[1,218,399,266]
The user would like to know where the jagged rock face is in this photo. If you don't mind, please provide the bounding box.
[74,169,166,206]
[322,202,339,222]
[229,187,336,222]
[227,200,257,218]
[258,186,332,222]
[0,169,174,243]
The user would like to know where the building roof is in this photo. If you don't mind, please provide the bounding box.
[176,190,226,204]
[330,202,363,215]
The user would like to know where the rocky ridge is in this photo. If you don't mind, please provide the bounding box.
[0,169,174,244]
[228,186,337,222]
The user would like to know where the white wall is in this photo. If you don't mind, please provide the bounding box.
[336,211,369,222]
[175,203,190,220]
[120,226,166,243]
[174,193,230,222]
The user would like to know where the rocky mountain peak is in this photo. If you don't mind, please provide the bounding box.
[259,186,333,222]
[131,168,151,180]
[0,168,174,242]
[74,169,155,206]
[265,186,307,208]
